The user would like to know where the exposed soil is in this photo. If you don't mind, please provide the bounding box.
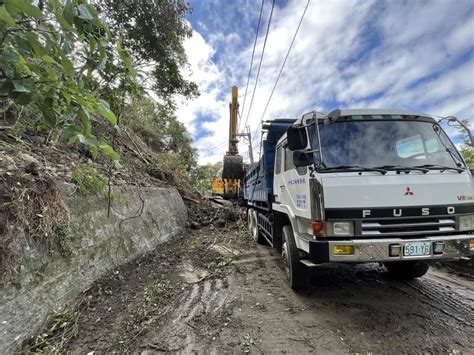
[23,208,474,354]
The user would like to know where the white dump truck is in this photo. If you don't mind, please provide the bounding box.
[244,109,474,289]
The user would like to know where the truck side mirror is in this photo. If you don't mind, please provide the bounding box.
[287,126,307,151]
[293,151,314,167]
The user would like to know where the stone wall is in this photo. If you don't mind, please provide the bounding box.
[0,185,187,353]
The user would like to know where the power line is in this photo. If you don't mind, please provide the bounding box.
[251,0,310,154]
[258,0,310,125]
[241,0,276,132]
[238,0,265,133]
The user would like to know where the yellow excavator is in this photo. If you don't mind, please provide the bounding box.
[211,86,245,198]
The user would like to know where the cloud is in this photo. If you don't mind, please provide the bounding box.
[179,0,474,165]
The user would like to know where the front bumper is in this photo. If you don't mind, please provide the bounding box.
[308,234,474,263]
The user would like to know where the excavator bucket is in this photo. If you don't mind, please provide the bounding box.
[222,154,244,179]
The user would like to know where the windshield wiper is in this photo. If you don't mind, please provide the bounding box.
[373,165,429,174]
[412,164,465,173]
[320,165,387,175]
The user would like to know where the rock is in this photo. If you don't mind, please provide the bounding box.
[189,221,201,229]
[24,162,40,176]
[215,219,226,228]
[19,153,39,165]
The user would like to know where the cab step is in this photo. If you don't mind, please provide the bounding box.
[300,259,317,267]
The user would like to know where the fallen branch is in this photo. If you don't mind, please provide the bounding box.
[182,195,201,204]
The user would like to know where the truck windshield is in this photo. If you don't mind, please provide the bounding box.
[311,120,464,170]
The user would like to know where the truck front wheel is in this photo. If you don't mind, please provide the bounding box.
[282,225,305,290]
[384,261,430,280]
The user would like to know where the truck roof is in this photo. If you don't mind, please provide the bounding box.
[293,108,437,126]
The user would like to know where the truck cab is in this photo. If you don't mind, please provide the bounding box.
[245,109,474,289]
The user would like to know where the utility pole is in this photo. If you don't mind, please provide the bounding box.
[236,126,254,164]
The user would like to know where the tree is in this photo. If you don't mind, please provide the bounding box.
[0,0,136,161]
[121,95,198,173]
[191,163,222,196]
[97,0,199,109]
[457,119,473,168]
[460,145,474,168]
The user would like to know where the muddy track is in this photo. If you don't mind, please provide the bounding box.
[26,222,474,354]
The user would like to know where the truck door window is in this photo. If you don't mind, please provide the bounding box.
[284,146,293,171]
[275,145,282,174]
[284,146,307,175]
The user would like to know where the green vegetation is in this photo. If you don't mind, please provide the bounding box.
[97,0,198,109]
[460,145,473,168]
[0,0,198,167]
[0,0,130,161]
[71,164,107,196]
[457,119,473,168]
[22,304,82,353]
[221,205,239,223]
[191,162,222,196]
[121,96,197,174]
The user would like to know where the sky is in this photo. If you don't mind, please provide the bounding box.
[176,0,474,165]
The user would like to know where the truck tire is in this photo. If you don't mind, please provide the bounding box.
[282,225,305,290]
[384,261,430,280]
[247,209,254,233]
[251,209,264,244]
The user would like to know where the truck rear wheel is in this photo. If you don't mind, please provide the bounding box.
[247,209,254,233]
[384,261,430,280]
[282,225,305,290]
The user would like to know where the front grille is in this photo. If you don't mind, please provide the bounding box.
[361,216,456,237]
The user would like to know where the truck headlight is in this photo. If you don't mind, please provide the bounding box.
[328,221,354,236]
[459,214,474,231]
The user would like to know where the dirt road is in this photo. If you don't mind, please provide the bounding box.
[25,217,474,354]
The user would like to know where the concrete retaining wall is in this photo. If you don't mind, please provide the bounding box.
[0,185,187,353]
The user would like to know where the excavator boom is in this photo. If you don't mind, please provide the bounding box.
[222,86,244,180]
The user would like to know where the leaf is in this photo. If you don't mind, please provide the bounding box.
[55,11,74,31]
[61,55,74,76]
[76,133,97,147]
[75,134,98,158]
[12,80,33,93]
[77,4,93,20]
[0,5,15,27]
[117,41,135,77]
[42,108,57,128]
[77,107,91,135]
[96,99,117,125]
[61,0,75,24]
[98,139,120,161]
[25,32,47,57]
[5,0,42,19]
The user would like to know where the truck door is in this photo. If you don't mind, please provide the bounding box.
[280,145,311,218]
[273,144,284,203]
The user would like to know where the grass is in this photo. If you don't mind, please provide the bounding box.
[71,164,107,197]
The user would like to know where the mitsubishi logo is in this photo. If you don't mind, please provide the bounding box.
[404,187,414,196]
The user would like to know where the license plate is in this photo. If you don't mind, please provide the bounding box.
[403,242,431,256]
